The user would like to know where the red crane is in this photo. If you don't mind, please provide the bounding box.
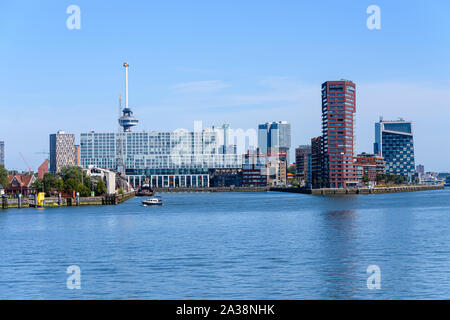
[19,152,32,174]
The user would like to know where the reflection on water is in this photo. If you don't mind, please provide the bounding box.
[1,189,450,299]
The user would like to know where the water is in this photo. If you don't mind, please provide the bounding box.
[1,189,450,299]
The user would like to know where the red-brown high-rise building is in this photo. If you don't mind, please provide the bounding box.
[321,80,359,188]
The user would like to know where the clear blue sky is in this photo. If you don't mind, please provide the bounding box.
[1,0,449,171]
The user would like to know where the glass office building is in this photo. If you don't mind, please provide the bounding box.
[258,121,291,163]
[80,128,242,187]
[374,119,415,181]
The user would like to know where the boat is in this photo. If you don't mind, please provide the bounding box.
[136,182,154,196]
[142,196,162,206]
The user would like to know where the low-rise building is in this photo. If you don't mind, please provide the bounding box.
[353,153,385,186]
[209,168,242,187]
[242,150,285,186]
[5,174,37,196]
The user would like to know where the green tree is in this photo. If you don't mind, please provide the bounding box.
[60,166,83,184]
[32,178,44,192]
[0,164,8,188]
[77,184,91,197]
[56,179,64,192]
[376,174,385,184]
[95,179,107,196]
[362,175,370,185]
[43,173,58,195]
[287,165,296,175]
[64,178,78,192]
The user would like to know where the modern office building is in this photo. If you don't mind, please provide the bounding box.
[295,145,311,185]
[258,121,291,164]
[0,141,4,166]
[49,131,76,174]
[321,80,358,188]
[374,119,415,180]
[80,128,242,188]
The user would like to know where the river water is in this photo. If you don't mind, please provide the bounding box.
[1,189,449,299]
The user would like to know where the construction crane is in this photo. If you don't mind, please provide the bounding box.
[35,149,50,159]
[19,152,32,174]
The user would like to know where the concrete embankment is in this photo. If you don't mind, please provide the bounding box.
[1,191,135,209]
[154,186,270,193]
[270,184,445,195]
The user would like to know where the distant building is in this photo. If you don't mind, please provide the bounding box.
[50,131,76,174]
[75,145,81,166]
[38,159,49,179]
[0,140,4,166]
[295,145,311,185]
[321,80,358,188]
[242,149,286,186]
[374,119,415,181]
[258,121,291,164]
[211,124,237,154]
[311,136,324,188]
[416,164,425,175]
[353,153,385,185]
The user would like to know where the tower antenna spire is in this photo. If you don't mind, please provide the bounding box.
[118,62,139,132]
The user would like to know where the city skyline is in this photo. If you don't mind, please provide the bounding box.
[1,1,449,171]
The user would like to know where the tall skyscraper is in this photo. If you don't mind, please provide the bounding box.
[258,121,291,163]
[321,80,358,188]
[374,119,415,180]
[50,131,76,174]
[0,141,4,166]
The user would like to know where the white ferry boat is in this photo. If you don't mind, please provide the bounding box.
[142,196,163,206]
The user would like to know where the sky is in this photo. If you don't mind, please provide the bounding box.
[0,0,449,172]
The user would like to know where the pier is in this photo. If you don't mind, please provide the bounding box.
[0,191,135,209]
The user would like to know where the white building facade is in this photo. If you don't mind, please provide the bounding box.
[80,128,242,188]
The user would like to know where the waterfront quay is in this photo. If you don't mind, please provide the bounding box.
[154,185,444,194]
[270,184,444,195]
[1,191,135,209]
[154,186,270,193]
